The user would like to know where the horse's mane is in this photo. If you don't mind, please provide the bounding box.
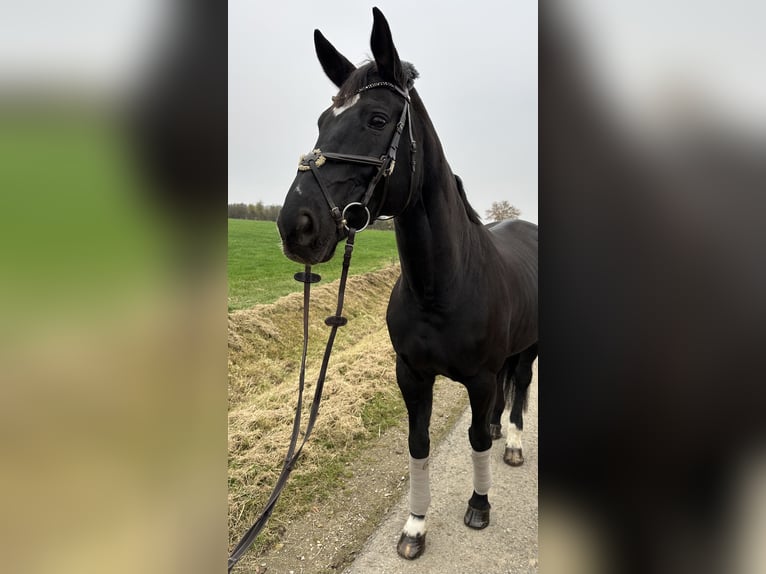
[454,174,483,225]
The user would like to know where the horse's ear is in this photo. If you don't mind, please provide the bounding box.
[314,30,356,88]
[370,7,403,87]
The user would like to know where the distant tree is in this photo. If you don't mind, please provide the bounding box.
[249,201,264,220]
[264,204,281,221]
[227,202,282,221]
[228,203,248,219]
[485,201,521,222]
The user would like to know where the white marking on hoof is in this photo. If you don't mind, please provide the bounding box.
[332,94,359,116]
[403,514,426,537]
[506,423,523,450]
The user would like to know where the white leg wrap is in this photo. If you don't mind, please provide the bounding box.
[408,456,431,517]
[506,423,523,450]
[472,448,492,496]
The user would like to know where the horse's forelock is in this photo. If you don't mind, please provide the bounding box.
[400,62,419,89]
[332,61,418,107]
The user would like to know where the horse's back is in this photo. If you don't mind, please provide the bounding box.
[488,218,537,247]
[488,219,538,268]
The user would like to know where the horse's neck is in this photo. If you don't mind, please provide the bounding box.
[394,164,479,304]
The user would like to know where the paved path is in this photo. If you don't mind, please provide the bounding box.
[344,370,538,574]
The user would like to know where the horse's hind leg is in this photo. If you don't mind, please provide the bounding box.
[504,343,538,466]
[463,372,497,530]
[395,356,435,560]
[490,355,520,440]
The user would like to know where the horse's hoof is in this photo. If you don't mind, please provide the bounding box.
[397,532,426,560]
[504,447,524,466]
[463,503,491,529]
[490,424,503,440]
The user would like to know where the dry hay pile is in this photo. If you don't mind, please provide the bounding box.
[228,265,404,548]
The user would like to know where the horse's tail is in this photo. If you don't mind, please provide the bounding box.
[498,357,516,411]
[503,344,537,413]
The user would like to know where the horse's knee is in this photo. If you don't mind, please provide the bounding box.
[408,434,430,459]
[468,425,492,452]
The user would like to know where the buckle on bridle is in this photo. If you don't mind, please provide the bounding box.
[342,202,371,232]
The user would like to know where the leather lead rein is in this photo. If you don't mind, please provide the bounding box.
[230,81,416,572]
[228,231,358,573]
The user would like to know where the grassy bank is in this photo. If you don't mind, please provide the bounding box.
[228,267,406,553]
[227,219,468,559]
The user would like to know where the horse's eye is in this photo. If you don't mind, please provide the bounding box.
[368,115,388,130]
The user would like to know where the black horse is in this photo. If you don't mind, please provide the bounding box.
[277,8,537,560]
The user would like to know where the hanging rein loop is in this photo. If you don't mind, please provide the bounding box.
[229,80,417,572]
[296,81,417,231]
[228,229,359,573]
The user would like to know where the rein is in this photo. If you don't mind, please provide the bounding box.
[228,229,358,573]
[228,80,416,572]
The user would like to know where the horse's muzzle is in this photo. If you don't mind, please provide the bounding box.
[278,208,339,265]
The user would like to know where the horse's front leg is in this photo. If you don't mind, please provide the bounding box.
[395,356,434,560]
[464,372,497,529]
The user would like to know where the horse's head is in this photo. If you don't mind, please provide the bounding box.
[277,7,418,264]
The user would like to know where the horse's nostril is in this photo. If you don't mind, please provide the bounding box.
[297,212,313,234]
[294,210,316,247]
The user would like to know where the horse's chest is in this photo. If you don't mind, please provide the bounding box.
[386,304,498,379]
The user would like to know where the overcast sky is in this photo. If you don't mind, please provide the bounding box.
[228,1,539,223]
[4,1,763,229]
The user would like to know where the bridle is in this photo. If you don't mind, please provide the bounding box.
[297,80,418,233]
[228,81,417,573]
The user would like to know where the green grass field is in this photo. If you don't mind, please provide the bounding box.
[227,218,399,310]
